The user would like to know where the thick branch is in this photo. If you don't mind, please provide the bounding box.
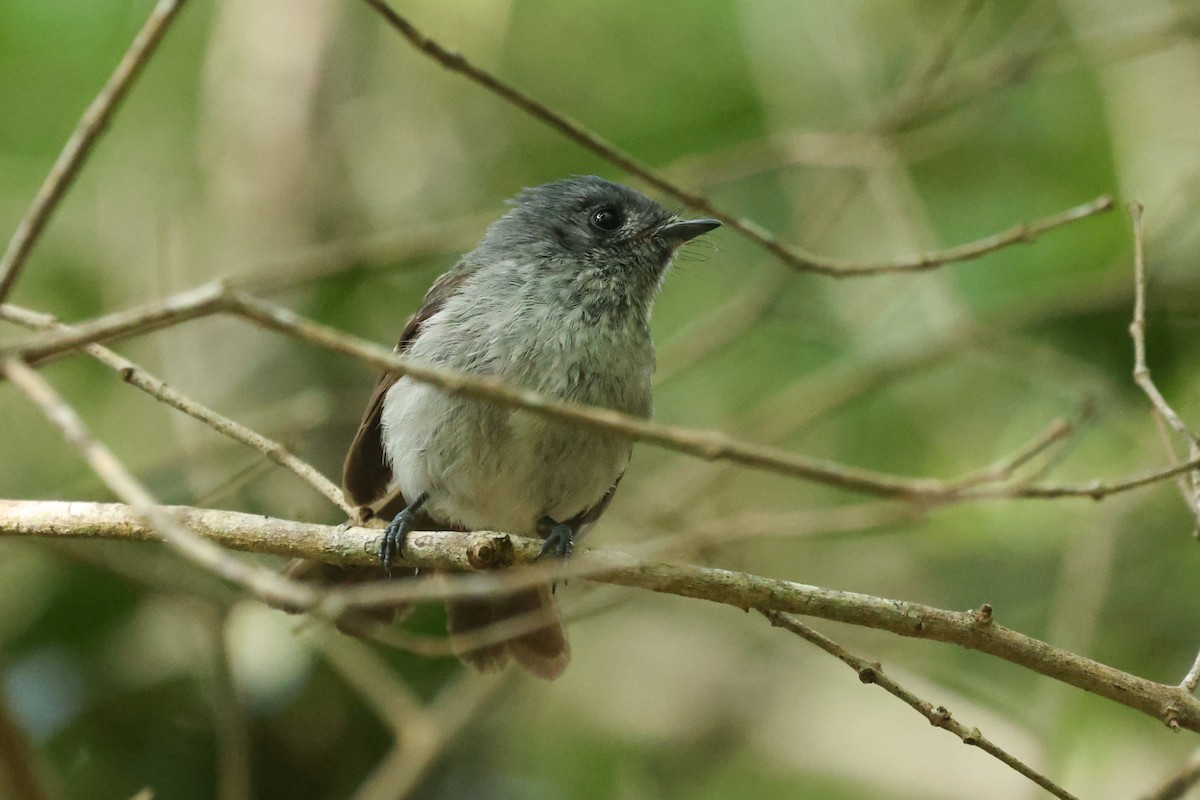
[4,498,1199,735]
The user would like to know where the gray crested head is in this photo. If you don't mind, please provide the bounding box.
[469,176,719,324]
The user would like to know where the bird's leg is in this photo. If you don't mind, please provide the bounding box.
[535,517,576,560]
[535,517,578,593]
[381,492,428,574]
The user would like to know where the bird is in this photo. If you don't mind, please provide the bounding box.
[306,176,718,679]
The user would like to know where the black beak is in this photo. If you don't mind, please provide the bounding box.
[656,218,721,244]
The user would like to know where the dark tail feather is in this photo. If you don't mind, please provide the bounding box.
[445,594,511,674]
[273,558,416,632]
[446,585,570,681]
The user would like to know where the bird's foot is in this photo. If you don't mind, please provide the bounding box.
[535,520,575,593]
[380,493,428,574]
[536,522,575,560]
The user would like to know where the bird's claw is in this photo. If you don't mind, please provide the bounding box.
[536,522,575,593]
[380,511,415,575]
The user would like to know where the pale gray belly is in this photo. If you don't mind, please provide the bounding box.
[379,378,636,535]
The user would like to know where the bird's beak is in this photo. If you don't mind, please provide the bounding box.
[656,218,721,245]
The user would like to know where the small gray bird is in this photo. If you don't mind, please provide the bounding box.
[337,176,719,679]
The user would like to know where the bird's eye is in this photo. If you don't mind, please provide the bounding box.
[589,207,622,232]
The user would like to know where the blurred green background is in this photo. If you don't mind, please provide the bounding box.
[3,0,1200,798]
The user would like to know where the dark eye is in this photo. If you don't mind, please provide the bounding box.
[589,207,622,232]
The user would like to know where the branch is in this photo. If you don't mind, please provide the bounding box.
[0,281,230,365]
[7,283,1196,507]
[1128,202,1200,536]
[4,498,1200,735]
[0,301,352,516]
[0,0,189,305]
[359,0,1114,277]
[965,452,1200,501]
[0,284,967,500]
[0,360,314,611]
[762,610,1077,800]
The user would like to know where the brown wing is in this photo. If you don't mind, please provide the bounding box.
[342,268,474,516]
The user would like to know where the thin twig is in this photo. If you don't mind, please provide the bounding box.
[0,284,955,500]
[967,453,1200,501]
[1129,202,1197,441]
[0,359,314,610]
[0,301,352,515]
[360,0,1114,277]
[8,282,1196,506]
[1128,201,1200,536]
[5,498,1200,735]
[226,292,956,499]
[761,610,1077,800]
[1182,650,1200,696]
[0,0,189,305]
[1129,203,1200,693]
[1151,413,1195,509]
[950,413,1081,491]
[0,280,230,365]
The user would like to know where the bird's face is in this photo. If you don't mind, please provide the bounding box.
[486,176,720,280]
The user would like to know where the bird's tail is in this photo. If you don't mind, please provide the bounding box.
[271,560,569,680]
[272,558,416,632]
[445,583,570,681]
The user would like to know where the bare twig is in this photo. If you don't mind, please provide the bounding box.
[1129,203,1200,694]
[949,413,1081,491]
[761,610,1077,800]
[966,453,1200,501]
[0,0,189,305]
[359,0,1114,277]
[0,360,313,611]
[0,301,352,515]
[8,283,1196,506]
[0,281,230,365]
[5,498,1200,735]
[226,292,958,499]
[1142,750,1200,800]
[1,283,955,500]
[1152,413,1195,509]
[1182,650,1200,697]
[1128,202,1200,535]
